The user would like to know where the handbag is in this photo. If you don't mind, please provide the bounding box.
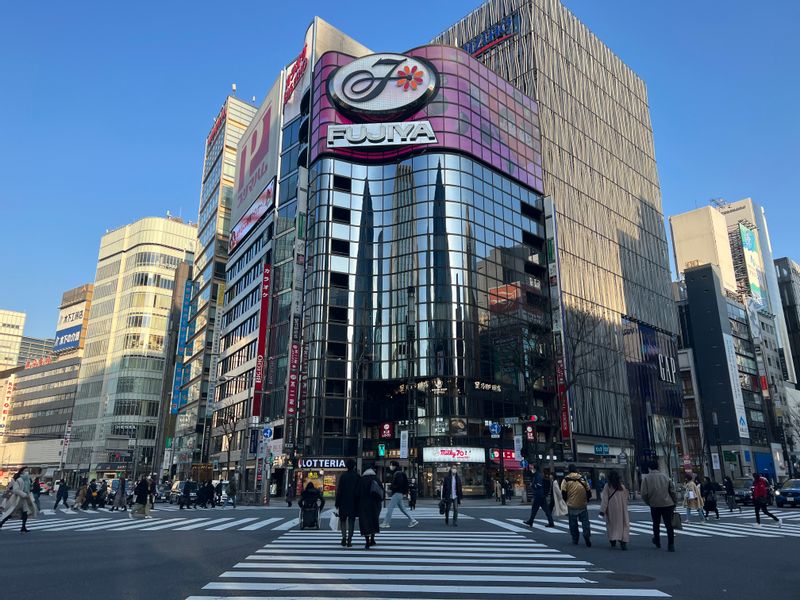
[687,489,696,501]
[329,511,340,531]
[671,511,683,530]
[438,499,446,515]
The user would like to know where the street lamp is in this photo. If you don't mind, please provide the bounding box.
[406,286,417,479]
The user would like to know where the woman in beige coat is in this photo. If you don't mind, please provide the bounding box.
[683,474,706,523]
[0,466,38,532]
[600,470,630,550]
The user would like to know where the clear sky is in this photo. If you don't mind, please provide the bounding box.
[1,1,798,338]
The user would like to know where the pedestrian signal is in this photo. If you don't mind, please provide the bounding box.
[378,443,386,457]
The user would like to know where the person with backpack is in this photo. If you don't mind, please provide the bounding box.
[523,463,554,528]
[640,460,678,552]
[599,470,630,550]
[701,477,720,520]
[752,472,781,527]
[408,477,418,510]
[441,464,464,526]
[85,479,99,510]
[561,464,592,546]
[356,464,382,549]
[380,461,419,529]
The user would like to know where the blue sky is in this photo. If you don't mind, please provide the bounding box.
[1,1,798,338]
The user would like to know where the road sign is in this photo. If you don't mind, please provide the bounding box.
[618,452,628,465]
[503,417,518,426]
[262,427,273,439]
[594,444,609,456]
[489,422,501,435]
[520,459,529,469]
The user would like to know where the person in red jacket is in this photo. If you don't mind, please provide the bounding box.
[752,473,781,527]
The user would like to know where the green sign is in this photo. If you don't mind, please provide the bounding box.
[378,444,386,457]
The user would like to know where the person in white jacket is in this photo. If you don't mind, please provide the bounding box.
[0,466,38,532]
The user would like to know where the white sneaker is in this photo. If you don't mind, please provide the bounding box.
[380,522,390,528]
[755,523,762,527]
[776,518,782,528]
[409,520,419,528]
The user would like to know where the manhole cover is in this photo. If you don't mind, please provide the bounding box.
[606,574,656,583]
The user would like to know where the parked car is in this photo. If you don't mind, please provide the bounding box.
[775,479,800,508]
[168,480,198,504]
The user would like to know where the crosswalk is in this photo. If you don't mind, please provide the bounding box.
[501,514,800,540]
[2,514,292,534]
[186,530,669,598]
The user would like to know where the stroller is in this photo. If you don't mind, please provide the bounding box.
[298,482,325,530]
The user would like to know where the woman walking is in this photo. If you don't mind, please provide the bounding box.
[356,464,382,549]
[31,477,42,511]
[130,475,150,519]
[0,466,38,532]
[599,470,630,550]
[683,474,706,523]
[73,478,88,511]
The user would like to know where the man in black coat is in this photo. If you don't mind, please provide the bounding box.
[335,459,360,547]
[441,465,463,526]
[356,465,382,549]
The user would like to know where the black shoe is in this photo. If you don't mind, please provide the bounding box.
[523,520,533,526]
[21,528,29,533]
[453,522,458,527]
[620,541,627,551]
[572,538,579,545]
[668,543,675,552]
[584,538,591,548]
[610,540,617,547]
[341,539,347,547]
[652,537,661,549]
[545,523,555,528]
[346,541,353,548]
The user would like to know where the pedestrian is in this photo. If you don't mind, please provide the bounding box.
[215,481,223,506]
[723,475,741,513]
[701,477,720,520]
[494,478,502,502]
[204,481,216,508]
[523,464,554,528]
[111,476,127,512]
[74,478,88,511]
[130,475,150,519]
[335,459,360,547]
[98,479,109,508]
[504,478,513,501]
[752,472,781,527]
[53,479,70,509]
[85,479,99,510]
[599,470,630,550]
[561,464,592,546]
[149,477,157,510]
[31,477,42,511]
[441,464,463,526]
[0,466,37,532]
[285,482,296,507]
[640,460,677,552]
[682,474,706,523]
[380,460,419,529]
[299,482,325,528]
[227,480,237,508]
[143,477,154,517]
[408,477,418,510]
[356,464,382,549]
[197,480,208,508]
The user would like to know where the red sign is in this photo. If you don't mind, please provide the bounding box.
[206,106,227,146]
[236,106,273,209]
[556,358,571,440]
[379,422,394,439]
[525,424,535,441]
[252,264,272,417]
[760,376,768,391]
[25,356,52,369]
[490,449,516,461]
[229,178,275,253]
[284,44,308,105]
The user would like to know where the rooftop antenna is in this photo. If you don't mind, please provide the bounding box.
[231,83,237,96]
[710,197,727,209]
[252,96,256,103]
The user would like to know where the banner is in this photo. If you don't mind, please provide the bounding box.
[253,264,272,417]
[399,430,409,459]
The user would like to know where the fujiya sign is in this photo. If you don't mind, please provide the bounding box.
[422,446,486,464]
[327,121,437,149]
[328,53,438,119]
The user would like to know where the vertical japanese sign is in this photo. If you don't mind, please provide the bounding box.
[253,264,272,418]
[60,419,73,469]
[0,375,16,440]
[206,283,226,413]
[544,197,572,443]
[170,280,193,415]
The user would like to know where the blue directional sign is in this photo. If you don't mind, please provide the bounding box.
[520,459,529,469]
[489,422,502,435]
[262,426,274,439]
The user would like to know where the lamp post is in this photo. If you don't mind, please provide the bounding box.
[712,411,724,480]
[406,286,417,479]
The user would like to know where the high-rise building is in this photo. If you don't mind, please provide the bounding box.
[435,0,681,471]
[17,335,56,367]
[0,309,25,369]
[66,217,196,480]
[718,198,796,383]
[776,257,800,383]
[670,207,738,293]
[0,285,93,482]
[173,96,257,480]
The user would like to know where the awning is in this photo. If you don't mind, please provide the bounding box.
[490,460,523,470]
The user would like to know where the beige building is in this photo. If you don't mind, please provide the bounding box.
[0,310,25,369]
[67,217,196,479]
[670,206,738,293]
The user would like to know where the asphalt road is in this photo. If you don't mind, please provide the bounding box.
[1,494,797,600]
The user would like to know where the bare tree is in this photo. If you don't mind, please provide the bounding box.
[219,414,238,482]
[652,414,679,479]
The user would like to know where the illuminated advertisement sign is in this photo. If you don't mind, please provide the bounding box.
[253,264,272,418]
[422,446,486,464]
[231,75,282,236]
[462,12,521,57]
[53,324,82,353]
[284,43,308,106]
[229,177,275,253]
[723,332,751,440]
[739,223,766,307]
[170,280,193,415]
[52,301,88,353]
[326,121,437,149]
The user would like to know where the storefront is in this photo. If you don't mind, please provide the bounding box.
[487,449,526,498]
[293,457,349,499]
[421,446,487,497]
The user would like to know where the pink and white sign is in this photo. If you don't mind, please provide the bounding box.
[422,446,486,464]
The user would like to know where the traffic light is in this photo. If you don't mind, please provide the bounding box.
[377,443,386,457]
[523,413,545,423]
[268,452,274,466]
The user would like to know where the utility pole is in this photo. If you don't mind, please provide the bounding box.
[407,286,416,480]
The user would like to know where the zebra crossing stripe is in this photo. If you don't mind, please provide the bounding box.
[30,518,117,531]
[218,571,595,584]
[239,517,283,531]
[480,517,531,532]
[174,517,233,531]
[22,518,96,530]
[104,518,187,531]
[244,554,592,566]
[207,518,259,531]
[273,518,300,530]
[231,562,607,574]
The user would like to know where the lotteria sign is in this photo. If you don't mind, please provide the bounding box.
[422,446,486,464]
[328,53,438,120]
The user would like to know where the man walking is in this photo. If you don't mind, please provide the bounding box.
[752,472,780,527]
[561,464,591,546]
[640,460,677,552]
[111,476,127,512]
[381,461,418,529]
[524,464,554,527]
[441,464,463,526]
[335,459,360,547]
[53,480,70,509]
[723,476,741,513]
